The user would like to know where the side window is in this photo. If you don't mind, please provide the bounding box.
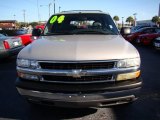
[143,29,153,33]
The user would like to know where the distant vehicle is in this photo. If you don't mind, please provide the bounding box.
[136,30,160,45]
[131,25,151,32]
[125,27,159,43]
[35,23,45,31]
[153,37,160,49]
[0,33,23,59]
[15,29,28,35]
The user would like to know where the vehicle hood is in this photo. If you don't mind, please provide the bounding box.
[18,35,139,61]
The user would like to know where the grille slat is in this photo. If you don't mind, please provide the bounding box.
[42,75,113,83]
[39,62,115,70]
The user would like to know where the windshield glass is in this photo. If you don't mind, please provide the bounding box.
[44,13,119,35]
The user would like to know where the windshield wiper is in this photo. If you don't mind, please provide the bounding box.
[44,32,71,35]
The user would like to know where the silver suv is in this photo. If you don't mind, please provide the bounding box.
[16,10,142,108]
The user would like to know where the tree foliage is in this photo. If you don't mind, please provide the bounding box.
[29,22,39,27]
[126,16,134,25]
[113,16,119,22]
[152,16,160,24]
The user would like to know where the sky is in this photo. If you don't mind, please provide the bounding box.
[0,0,160,23]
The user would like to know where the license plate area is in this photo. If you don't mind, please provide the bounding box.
[13,41,19,46]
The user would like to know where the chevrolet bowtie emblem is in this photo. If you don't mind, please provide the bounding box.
[67,70,86,78]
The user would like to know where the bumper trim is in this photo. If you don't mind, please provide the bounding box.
[17,66,139,77]
[17,87,140,107]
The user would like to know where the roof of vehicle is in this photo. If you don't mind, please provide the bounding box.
[56,10,108,15]
[136,27,159,31]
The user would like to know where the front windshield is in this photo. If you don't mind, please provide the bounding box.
[44,13,119,35]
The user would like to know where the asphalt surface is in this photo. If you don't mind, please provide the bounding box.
[0,45,160,120]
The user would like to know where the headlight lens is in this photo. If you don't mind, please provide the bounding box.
[17,59,30,68]
[17,59,39,69]
[117,58,140,68]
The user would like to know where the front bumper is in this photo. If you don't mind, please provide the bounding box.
[16,77,142,108]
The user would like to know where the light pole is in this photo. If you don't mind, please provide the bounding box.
[133,13,137,26]
[37,0,40,22]
[122,17,124,28]
[40,3,52,18]
[22,10,26,27]
[13,14,16,20]
[59,6,61,12]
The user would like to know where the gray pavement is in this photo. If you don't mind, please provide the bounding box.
[0,45,160,120]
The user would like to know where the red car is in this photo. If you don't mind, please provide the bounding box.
[17,34,33,46]
[137,32,160,45]
[125,27,159,43]
[35,23,45,31]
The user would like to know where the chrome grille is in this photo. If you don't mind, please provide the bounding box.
[42,75,113,84]
[39,61,115,70]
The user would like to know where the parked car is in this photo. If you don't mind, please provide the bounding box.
[0,33,23,59]
[16,10,142,108]
[136,30,160,45]
[15,29,28,35]
[126,27,160,43]
[131,25,152,33]
[35,23,45,31]
[153,37,160,49]
[17,34,33,46]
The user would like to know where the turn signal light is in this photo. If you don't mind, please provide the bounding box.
[116,70,140,81]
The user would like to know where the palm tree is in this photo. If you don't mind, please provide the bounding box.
[126,16,134,25]
[152,16,160,25]
[113,16,119,25]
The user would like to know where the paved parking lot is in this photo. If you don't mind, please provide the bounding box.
[0,45,160,120]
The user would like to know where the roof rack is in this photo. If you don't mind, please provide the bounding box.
[61,10,103,13]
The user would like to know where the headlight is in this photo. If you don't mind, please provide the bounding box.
[117,58,140,68]
[17,59,39,69]
[17,59,30,68]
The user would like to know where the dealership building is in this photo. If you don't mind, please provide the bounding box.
[0,20,17,29]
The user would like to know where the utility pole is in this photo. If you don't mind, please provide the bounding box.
[40,3,52,18]
[54,0,55,14]
[23,10,26,27]
[49,3,52,17]
[37,0,40,22]
[13,14,16,20]
[122,17,124,28]
[133,13,137,26]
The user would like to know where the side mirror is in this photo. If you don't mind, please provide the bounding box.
[32,28,42,36]
[120,27,131,35]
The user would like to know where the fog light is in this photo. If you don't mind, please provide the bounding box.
[116,70,140,81]
[18,72,39,81]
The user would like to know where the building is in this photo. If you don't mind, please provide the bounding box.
[136,20,156,26]
[0,20,17,29]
